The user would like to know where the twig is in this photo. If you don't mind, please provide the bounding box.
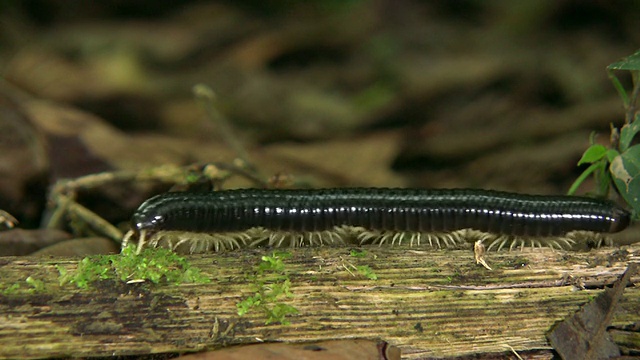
[48,193,123,243]
[193,84,258,175]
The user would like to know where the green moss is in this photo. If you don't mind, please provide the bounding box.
[1,276,47,295]
[356,265,378,280]
[236,251,299,325]
[1,283,20,295]
[349,249,367,258]
[58,245,210,289]
[25,276,45,292]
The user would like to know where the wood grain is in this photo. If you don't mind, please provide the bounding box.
[0,243,638,359]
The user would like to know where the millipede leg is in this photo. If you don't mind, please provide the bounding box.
[136,230,147,254]
[121,230,133,249]
[410,232,420,246]
[392,232,403,246]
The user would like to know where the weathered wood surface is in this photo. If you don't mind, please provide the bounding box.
[0,244,639,359]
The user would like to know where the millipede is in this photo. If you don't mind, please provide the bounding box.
[121,188,631,254]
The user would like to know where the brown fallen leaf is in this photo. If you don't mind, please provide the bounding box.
[29,237,119,257]
[175,339,400,360]
[265,131,405,187]
[0,228,71,256]
[24,99,192,177]
[0,87,49,225]
[547,263,638,360]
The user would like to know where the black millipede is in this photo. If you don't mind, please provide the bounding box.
[122,188,631,254]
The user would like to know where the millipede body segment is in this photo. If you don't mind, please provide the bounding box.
[130,188,630,241]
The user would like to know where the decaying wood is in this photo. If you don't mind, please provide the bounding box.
[0,243,638,359]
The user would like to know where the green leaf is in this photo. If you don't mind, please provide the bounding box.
[607,49,640,72]
[567,162,605,195]
[607,71,628,106]
[607,49,640,107]
[577,144,608,165]
[620,114,640,152]
[606,149,621,163]
[610,145,640,214]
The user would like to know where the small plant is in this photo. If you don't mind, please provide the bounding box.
[569,49,640,219]
[58,245,210,289]
[236,251,299,325]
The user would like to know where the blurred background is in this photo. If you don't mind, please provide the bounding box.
[0,0,639,235]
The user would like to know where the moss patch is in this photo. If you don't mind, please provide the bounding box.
[57,245,210,289]
[236,251,299,325]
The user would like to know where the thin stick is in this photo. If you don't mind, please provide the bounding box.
[193,84,257,174]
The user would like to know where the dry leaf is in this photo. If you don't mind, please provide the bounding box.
[175,339,400,360]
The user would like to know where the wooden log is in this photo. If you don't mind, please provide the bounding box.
[0,244,638,359]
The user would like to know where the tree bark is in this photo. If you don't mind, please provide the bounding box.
[0,244,638,359]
